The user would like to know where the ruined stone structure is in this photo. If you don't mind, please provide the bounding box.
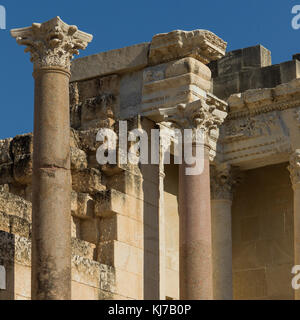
[0,17,300,300]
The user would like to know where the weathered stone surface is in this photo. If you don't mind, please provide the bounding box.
[72,168,105,194]
[142,57,211,112]
[0,192,32,222]
[71,147,88,170]
[149,29,227,66]
[0,163,14,185]
[0,138,12,165]
[95,189,143,221]
[72,192,95,220]
[71,43,149,82]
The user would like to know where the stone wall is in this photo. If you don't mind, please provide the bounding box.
[209,45,300,100]
[232,163,294,300]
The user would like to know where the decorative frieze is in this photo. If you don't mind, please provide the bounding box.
[11,16,93,71]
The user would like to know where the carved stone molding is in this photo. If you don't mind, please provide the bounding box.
[289,150,300,187]
[11,16,93,71]
[144,97,227,149]
[210,164,242,200]
[149,29,227,65]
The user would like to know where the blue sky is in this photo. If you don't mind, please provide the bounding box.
[0,0,299,139]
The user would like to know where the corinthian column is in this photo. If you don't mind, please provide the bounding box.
[210,164,237,300]
[164,99,227,300]
[11,17,92,300]
[289,150,300,300]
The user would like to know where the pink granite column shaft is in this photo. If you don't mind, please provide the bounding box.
[179,145,213,300]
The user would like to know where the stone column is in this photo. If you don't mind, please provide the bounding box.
[11,17,92,300]
[179,143,212,300]
[164,100,227,300]
[210,164,235,300]
[289,150,300,300]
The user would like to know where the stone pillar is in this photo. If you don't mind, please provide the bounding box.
[289,150,300,300]
[210,164,235,300]
[164,100,227,300]
[11,17,92,300]
[141,29,228,300]
[179,143,212,300]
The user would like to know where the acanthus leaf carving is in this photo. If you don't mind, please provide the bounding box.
[11,16,93,71]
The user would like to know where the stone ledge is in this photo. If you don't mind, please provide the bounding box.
[70,43,150,82]
[227,78,300,118]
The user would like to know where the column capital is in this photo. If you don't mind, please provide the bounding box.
[11,16,93,72]
[156,97,227,149]
[289,150,300,188]
[210,164,242,201]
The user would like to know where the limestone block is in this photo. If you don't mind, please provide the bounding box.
[72,255,115,291]
[149,29,227,66]
[212,72,240,100]
[10,133,33,160]
[13,154,32,185]
[71,43,149,82]
[77,129,100,153]
[106,170,144,202]
[0,232,31,267]
[274,78,300,99]
[227,93,244,112]
[0,163,14,184]
[80,218,100,244]
[114,268,143,300]
[0,211,10,233]
[280,60,300,84]
[97,240,143,275]
[0,192,32,222]
[243,88,273,108]
[94,189,143,222]
[71,281,99,300]
[72,168,105,194]
[142,58,210,112]
[71,238,96,260]
[71,191,78,216]
[77,193,95,219]
[211,45,271,77]
[0,138,12,165]
[9,215,31,238]
[119,70,143,119]
[99,214,143,249]
[70,147,88,170]
[78,74,120,102]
